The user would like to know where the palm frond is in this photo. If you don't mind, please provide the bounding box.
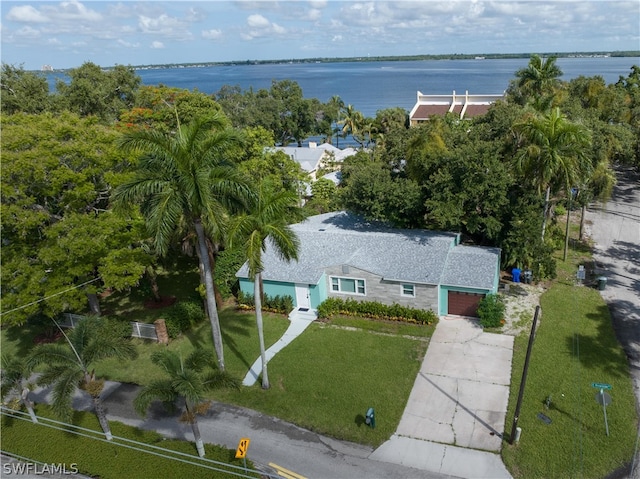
[134,379,177,417]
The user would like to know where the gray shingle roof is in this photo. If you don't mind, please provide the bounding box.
[236,212,500,290]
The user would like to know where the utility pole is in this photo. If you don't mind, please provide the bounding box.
[510,305,541,444]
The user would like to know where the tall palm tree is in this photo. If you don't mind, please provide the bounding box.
[229,181,302,389]
[134,349,239,457]
[513,108,592,239]
[113,114,247,371]
[27,317,136,440]
[514,54,563,111]
[1,354,38,423]
[339,105,364,147]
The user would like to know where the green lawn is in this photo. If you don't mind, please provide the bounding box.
[501,282,637,478]
[1,405,257,479]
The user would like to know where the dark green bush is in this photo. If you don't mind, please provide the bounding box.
[477,294,506,328]
[164,300,205,338]
[317,297,437,325]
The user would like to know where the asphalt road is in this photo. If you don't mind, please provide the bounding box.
[99,382,455,479]
[585,165,640,478]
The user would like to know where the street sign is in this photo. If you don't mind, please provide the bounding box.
[235,437,250,459]
[591,382,612,390]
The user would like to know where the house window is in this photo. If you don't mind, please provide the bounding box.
[401,284,415,297]
[331,277,366,295]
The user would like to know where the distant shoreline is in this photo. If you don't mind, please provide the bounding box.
[37,50,640,73]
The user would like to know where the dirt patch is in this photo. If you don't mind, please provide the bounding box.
[499,282,545,336]
[143,296,177,309]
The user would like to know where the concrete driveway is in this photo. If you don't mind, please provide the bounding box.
[371,316,513,478]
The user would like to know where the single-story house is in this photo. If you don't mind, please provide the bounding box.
[409,90,505,126]
[236,212,501,318]
[268,142,357,180]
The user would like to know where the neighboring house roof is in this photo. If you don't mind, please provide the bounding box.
[268,142,358,178]
[409,90,504,125]
[236,211,500,291]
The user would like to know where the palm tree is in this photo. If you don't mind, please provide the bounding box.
[339,105,364,147]
[229,181,302,389]
[134,349,239,457]
[513,108,592,239]
[113,114,248,371]
[1,354,38,423]
[27,317,136,440]
[514,54,563,111]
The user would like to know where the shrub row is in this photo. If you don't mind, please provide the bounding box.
[317,297,437,325]
[164,300,206,338]
[236,291,294,315]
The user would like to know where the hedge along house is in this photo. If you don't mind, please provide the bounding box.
[236,212,501,319]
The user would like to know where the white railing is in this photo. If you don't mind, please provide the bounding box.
[61,314,158,341]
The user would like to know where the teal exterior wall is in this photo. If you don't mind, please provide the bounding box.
[308,273,327,308]
[439,285,492,316]
[239,278,296,302]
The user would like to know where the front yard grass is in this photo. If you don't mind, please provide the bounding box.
[501,282,637,478]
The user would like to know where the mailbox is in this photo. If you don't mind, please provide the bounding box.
[365,407,375,428]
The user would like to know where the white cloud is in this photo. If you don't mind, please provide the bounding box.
[151,41,165,49]
[55,0,102,22]
[7,5,49,23]
[247,14,271,28]
[14,26,41,39]
[138,14,193,40]
[202,29,223,40]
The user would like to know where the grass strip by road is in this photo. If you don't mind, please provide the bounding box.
[501,282,637,478]
[1,405,257,479]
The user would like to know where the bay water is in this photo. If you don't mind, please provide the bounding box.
[135,57,638,117]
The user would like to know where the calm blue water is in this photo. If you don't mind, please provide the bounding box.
[134,57,638,117]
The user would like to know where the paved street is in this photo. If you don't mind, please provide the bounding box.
[585,165,640,478]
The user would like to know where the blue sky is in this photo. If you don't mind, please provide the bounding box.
[2,1,639,70]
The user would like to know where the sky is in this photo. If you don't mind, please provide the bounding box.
[1,0,639,70]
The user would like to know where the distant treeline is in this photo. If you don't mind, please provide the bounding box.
[56,51,640,73]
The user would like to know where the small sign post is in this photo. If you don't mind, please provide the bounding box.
[591,383,612,436]
[235,437,251,470]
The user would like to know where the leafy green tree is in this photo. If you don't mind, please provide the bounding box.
[1,112,147,326]
[512,108,592,239]
[340,153,423,228]
[1,354,38,423]
[233,126,309,194]
[1,64,51,114]
[27,317,136,440]
[306,178,339,214]
[134,349,239,457]
[228,182,302,389]
[120,85,223,133]
[113,114,248,371]
[423,142,511,243]
[339,104,365,147]
[54,62,140,121]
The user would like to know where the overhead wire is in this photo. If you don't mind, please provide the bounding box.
[0,406,270,479]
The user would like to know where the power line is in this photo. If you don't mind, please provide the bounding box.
[0,406,267,479]
[0,277,101,317]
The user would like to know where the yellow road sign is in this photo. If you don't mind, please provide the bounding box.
[235,437,250,459]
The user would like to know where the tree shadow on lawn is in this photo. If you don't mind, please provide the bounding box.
[565,303,632,379]
[219,312,254,372]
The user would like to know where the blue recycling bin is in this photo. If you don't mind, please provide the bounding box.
[512,268,521,283]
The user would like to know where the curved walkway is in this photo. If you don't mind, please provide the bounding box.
[242,313,316,386]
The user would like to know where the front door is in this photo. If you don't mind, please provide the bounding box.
[295,284,311,310]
